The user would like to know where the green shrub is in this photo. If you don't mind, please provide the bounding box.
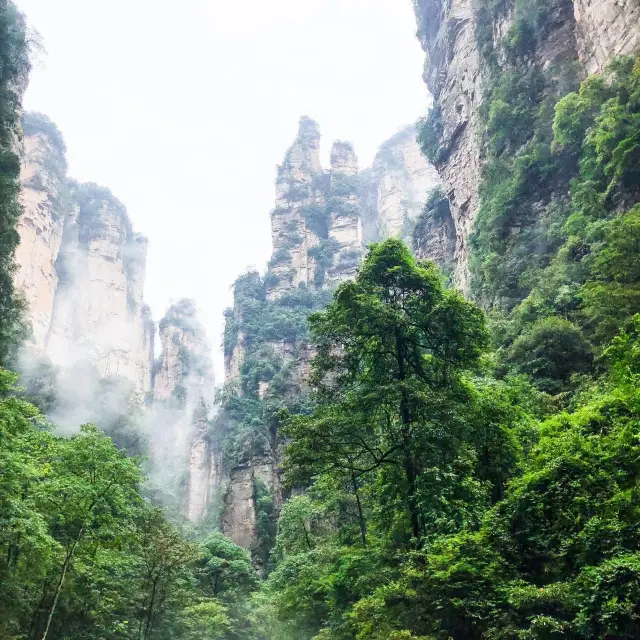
[417,104,444,163]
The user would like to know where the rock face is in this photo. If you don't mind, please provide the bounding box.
[326,141,363,285]
[15,114,69,349]
[46,183,152,397]
[214,118,442,552]
[14,113,153,399]
[412,189,457,268]
[150,299,215,520]
[412,0,483,290]
[362,125,440,245]
[574,0,640,73]
[411,0,640,290]
[268,117,324,300]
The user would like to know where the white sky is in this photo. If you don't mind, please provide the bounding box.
[16,0,428,376]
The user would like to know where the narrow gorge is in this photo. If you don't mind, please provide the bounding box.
[11,109,441,537]
[1,0,640,637]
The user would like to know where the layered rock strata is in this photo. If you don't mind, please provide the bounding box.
[15,113,153,398]
[411,0,640,290]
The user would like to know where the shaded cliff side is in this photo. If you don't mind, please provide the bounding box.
[412,0,640,293]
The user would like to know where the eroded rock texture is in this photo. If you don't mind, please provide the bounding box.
[411,0,640,290]
[574,0,640,73]
[149,299,215,519]
[15,113,153,399]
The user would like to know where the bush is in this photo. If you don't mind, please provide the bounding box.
[417,104,444,163]
[506,316,594,393]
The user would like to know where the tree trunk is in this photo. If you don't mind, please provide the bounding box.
[40,523,85,640]
[350,472,367,547]
[395,328,421,542]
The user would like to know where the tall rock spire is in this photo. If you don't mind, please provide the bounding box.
[326,141,362,285]
[268,117,324,300]
[148,299,216,516]
[15,113,154,401]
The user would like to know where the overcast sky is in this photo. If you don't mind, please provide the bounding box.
[16,0,428,376]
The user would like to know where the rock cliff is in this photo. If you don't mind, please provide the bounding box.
[362,125,440,245]
[412,0,484,290]
[14,112,218,521]
[14,113,153,399]
[574,0,640,73]
[149,299,216,519]
[213,117,442,554]
[15,114,68,349]
[411,0,640,291]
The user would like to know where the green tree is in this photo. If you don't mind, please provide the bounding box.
[199,531,258,600]
[505,316,594,393]
[286,239,489,543]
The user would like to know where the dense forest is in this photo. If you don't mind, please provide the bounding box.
[2,0,640,639]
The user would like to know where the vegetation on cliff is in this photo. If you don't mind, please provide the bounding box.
[1,0,639,636]
[0,1,30,361]
[254,238,640,640]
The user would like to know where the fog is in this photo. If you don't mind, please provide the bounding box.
[15,0,428,375]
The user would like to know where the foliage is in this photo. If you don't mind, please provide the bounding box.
[328,174,359,200]
[417,105,444,163]
[0,368,260,639]
[0,1,30,363]
[505,316,594,393]
[468,0,583,309]
[309,238,340,287]
[253,478,277,571]
[468,0,640,416]
[215,271,332,563]
[258,232,640,640]
[492,57,640,373]
[301,203,331,239]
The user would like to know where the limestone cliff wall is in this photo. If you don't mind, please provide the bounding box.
[412,0,640,290]
[412,190,457,268]
[413,0,483,290]
[45,183,152,398]
[268,117,324,300]
[326,141,362,285]
[14,113,153,399]
[574,0,640,73]
[15,117,68,349]
[362,125,440,245]
[151,299,216,521]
